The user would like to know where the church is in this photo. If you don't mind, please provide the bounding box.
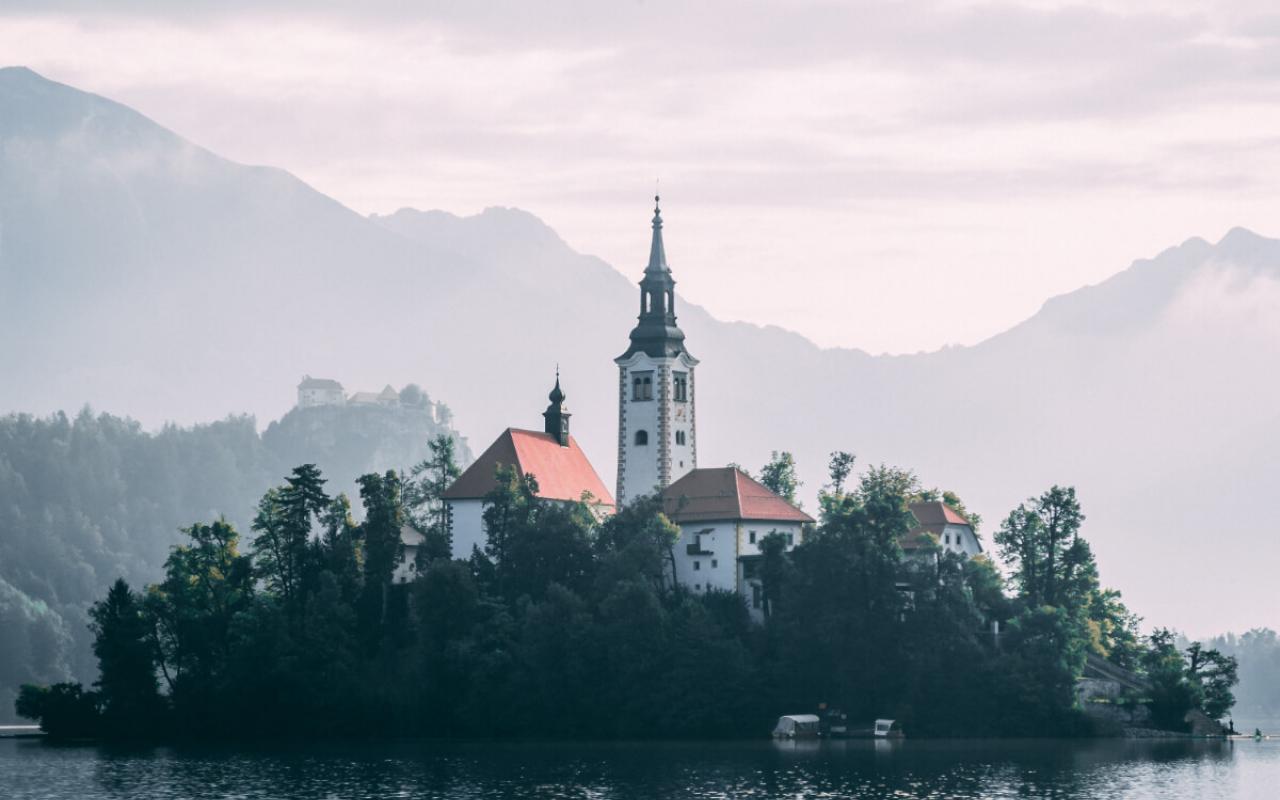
[442,197,812,616]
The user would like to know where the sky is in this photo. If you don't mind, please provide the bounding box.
[4,0,1280,353]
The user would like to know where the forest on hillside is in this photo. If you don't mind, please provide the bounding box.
[0,394,468,718]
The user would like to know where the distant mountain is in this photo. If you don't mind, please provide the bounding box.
[2,66,1278,635]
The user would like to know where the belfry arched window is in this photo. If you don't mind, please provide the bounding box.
[632,373,653,401]
[635,430,649,446]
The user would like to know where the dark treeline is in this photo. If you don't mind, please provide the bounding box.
[0,400,465,719]
[16,448,1238,740]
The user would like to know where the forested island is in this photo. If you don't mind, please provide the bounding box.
[13,436,1242,740]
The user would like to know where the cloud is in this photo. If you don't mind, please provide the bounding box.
[4,2,1280,353]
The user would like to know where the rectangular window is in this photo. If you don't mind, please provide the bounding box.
[786,533,794,546]
[711,559,718,569]
[632,372,654,401]
[693,560,700,571]
[673,372,688,402]
[752,584,762,609]
[749,531,757,544]
[675,430,686,446]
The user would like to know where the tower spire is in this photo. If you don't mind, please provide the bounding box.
[647,194,668,273]
[619,195,690,360]
[543,367,570,446]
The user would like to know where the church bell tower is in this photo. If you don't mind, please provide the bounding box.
[543,369,571,446]
[615,196,698,506]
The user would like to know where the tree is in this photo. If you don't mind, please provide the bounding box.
[758,451,800,504]
[1144,628,1198,730]
[503,500,596,602]
[995,486,1093,610]
[405,434,463,542]
[480,465,539,593]
[1087,588,1143,670]
[355,470,406,646]
[251,465,331,619]
[594,492,681,594]
[775,464,915,716]
[1186,642,1239,721]
[15,683,101,738]
[146,519,254,703]
[398,383,429,408]
[758,531,789,619]
[827,450,856,495]
[89,578,162,730]
[317,493,363,604]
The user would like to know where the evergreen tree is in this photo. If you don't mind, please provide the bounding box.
[355,470,405,647]
[251,465,331,621]
[89,578,163,732]
[406,434,463,541]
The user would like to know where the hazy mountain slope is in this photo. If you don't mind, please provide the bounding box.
[2,66,1278,634]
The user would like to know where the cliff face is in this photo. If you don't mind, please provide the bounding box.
[262,403,472,495]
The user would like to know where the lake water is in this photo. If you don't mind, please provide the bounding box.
[2,736,1279,799]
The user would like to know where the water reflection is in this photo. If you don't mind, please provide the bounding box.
[0,736,1269,800]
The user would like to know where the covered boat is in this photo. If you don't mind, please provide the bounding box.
[874,719,903,738]
[772,714,821,739]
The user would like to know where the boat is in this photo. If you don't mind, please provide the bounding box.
[772,714,822,739]
[874,719,904,738]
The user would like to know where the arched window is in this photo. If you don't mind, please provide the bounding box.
[634,430,649,446]
[632,373,653,401]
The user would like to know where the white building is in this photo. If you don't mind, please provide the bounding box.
[901,501,983,558]
[349,384,401,407]
[442,375,615,561]
[662,466,814,620]
[615,197,698,506]
[296,376,345,408]
[394,525,426,583]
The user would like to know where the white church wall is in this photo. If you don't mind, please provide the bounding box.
[735,521,804,558]
[447,499,487,561]
[673,521,738,593]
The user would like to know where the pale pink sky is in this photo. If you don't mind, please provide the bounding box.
[6,0,1280,352]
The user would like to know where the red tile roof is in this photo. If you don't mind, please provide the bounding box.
[662,467,814,524]
[902,501,977,551]
[441,428,614,507]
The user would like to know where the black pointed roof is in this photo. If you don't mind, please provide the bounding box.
[618,196,693,361]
